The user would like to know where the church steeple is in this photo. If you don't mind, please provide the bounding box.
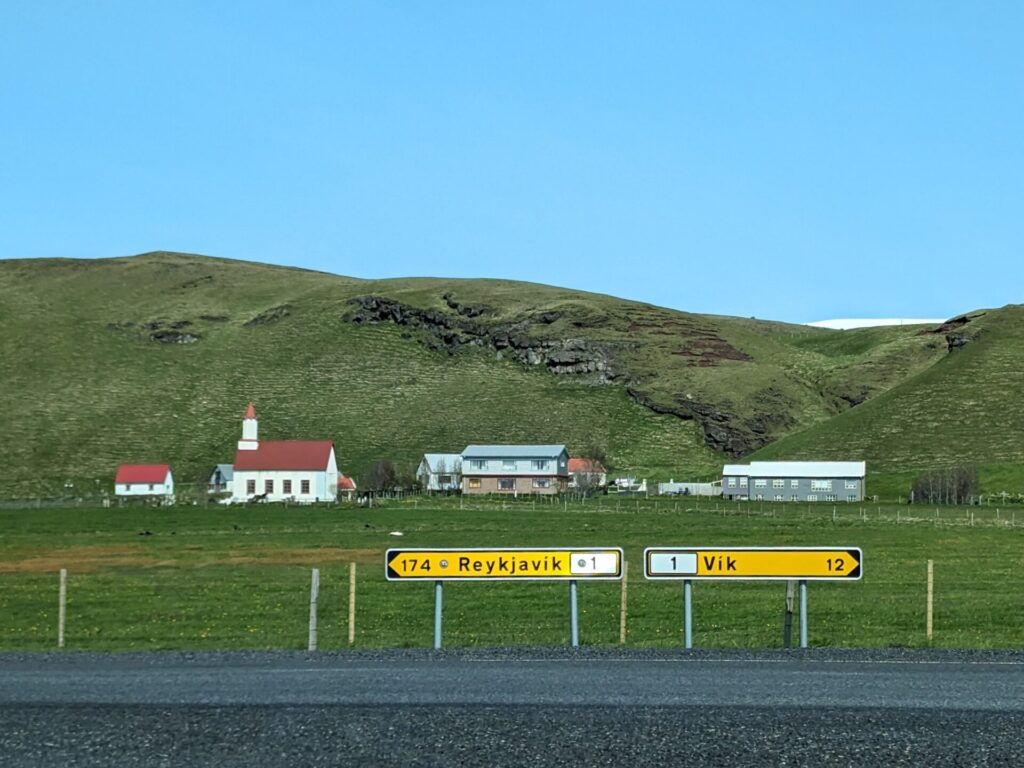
[238,402,259,450]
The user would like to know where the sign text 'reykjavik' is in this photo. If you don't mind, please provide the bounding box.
[644,547,863,581]
[386,548,624,581]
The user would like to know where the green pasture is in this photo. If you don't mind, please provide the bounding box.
[1,497,1022,652]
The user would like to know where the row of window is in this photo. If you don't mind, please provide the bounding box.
[728,477,859,490]
[466,478,552,490]
[753,494,861,502]
[467,459,552,471]
[246,479,311,495]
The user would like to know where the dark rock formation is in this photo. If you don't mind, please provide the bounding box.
[344,295,620,382]
[925,313,985,352]
[244,305,291,327]
[150,330,200,344]
[442,292,494,318]
[626,387,785,457]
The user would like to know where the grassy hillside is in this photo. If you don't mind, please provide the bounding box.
[0,252,1017,499]
[752,307,1024,496]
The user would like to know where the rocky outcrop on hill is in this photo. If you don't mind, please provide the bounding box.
[244,305,291,327]
[625,385,796,457]
[344,294,621,382]
[926,313,985,352]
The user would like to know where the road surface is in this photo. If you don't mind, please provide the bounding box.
[2,648,1022,766]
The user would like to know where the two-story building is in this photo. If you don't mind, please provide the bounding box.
[722,461,866,502]
[461,444,569,495]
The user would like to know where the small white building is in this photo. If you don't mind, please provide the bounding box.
[230,403,340,503]
[208,464,233,493]
[115,464,174,500]
[417,453,463,492]
[568,458,607,489]
[658,480,722,496]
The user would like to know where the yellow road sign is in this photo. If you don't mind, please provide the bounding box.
[386,548,624,581]
[644,547,862,580]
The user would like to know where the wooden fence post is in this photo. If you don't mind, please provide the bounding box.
[348,562,357,646]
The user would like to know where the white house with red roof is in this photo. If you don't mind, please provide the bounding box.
[115,464,174,499]
[568,458,607,488]
[230,403,340,503]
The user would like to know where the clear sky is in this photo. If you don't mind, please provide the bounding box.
[1,2,1021,322]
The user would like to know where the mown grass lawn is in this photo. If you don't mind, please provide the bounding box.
[1,497,1022,651]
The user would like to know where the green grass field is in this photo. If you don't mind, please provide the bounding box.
[2,498,1022,651]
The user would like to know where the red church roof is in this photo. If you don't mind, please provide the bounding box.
[116,464,171,484]
[234,441,334,471]
[244,402,256,419]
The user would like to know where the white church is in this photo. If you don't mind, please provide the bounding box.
[230,403,341,503]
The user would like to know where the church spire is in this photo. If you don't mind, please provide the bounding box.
[238,402,259,451]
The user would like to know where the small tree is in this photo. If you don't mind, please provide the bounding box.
[911,465,978,505]
[451,459,463,493]
[363,460,398,492]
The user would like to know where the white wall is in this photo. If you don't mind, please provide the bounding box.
[115,472,174,497]
[231,469,334,502]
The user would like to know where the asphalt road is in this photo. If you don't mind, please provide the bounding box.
[2,648,1023,766]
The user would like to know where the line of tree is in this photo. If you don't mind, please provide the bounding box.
[910,465,979,505]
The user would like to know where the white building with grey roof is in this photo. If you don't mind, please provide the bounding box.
[417,453,463,492]
[722,461,867,502]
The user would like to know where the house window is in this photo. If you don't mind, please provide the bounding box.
[807,494,818,502]
[499,478,516,491]
[772,479,785,489]
[826,494,837,502]
[246,479,256,495]
[739,477,748,488]
[845,480,858,490]
[755,494,764,501]
[754,479,767,488]
[125,484,132,490]
[811,479,832,492]
[791,479,799,488]
[773,495,783,502]
[532,460,549,471]
[727,477,737,488]
[848,494,858,501]
[438,475,451,485]
[502,460,517,471]
[300,479,310,494]
[791,495,799,502]
[468,478,481,489]
[469,459,487,471]
[533,478,550,489]
[283,480,292,494]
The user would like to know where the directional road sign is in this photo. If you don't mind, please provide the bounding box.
[644,546,862,581]
[386,547,624,581]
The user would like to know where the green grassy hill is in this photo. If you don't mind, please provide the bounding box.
[0,252,1019,499]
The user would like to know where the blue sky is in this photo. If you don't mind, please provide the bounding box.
[1,2,1021,322]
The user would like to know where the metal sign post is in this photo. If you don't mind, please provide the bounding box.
[799,579,808,649]
[644,547,863,649]
[683,580,693,649]
[569,580,579,648]
[386,548,624,649]
[434,580,443,650]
